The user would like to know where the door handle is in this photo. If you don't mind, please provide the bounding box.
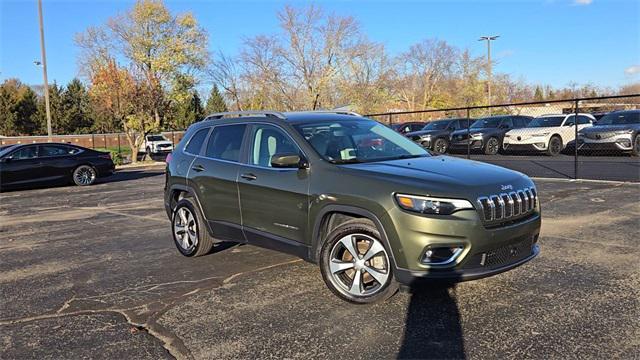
[192,164,205,172]
[240,173,257,181]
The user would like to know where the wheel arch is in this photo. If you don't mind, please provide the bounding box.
[166,184,214,236]
[310,205,397,269]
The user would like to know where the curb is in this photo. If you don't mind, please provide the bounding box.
[116,162,166,170]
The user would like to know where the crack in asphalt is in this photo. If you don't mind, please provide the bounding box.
[0,258,303,360]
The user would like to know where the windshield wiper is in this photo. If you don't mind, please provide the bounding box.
[331,158,365,164]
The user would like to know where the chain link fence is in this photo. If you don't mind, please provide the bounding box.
[367,95,640,182]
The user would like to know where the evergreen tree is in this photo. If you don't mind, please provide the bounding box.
[61,78,93,134]
[533,86,544,102]
[204,85,228,115]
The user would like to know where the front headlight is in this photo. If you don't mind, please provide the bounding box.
[420,134,432,139]
[470,133,483,139]
[615,129,634,134]
[395,194,474,215]
[531,132,550,137]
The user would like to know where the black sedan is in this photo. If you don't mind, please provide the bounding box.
[404,118,468,154]
[0,143,115,191]
[449,115,533,155]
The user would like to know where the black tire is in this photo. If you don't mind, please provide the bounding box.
[171,198,215,257]
[484,137,500,155]
[319,219,399,304]
[72,165,97,186]
[546,136,563,156]
[433,138,449,154]
[632,135,640,157]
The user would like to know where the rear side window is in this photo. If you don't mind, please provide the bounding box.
[40,145,74,157]
[577,115,592,125]
[184,128,209,155]
[205,124,247,162]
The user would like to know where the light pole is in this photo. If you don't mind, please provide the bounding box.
[479,35,499,115]
[37,0,52,139]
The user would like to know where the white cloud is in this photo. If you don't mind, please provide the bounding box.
[625,65,640,76]
[573,0,593,5]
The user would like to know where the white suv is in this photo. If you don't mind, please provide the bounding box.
[139,134,174,155]
[503,113,594,156]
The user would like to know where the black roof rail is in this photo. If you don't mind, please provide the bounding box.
[204,110,286,120]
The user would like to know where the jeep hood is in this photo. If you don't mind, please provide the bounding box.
[340,156,530,198]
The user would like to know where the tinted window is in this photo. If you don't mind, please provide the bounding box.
[184,128,209,155]
[500,118,514,128]
[577,115,592,125]
[250,124,300,167]
[422,121,450,130]
[205,124,247,162]
[40,145,74,157]
[410,124,424,131]
[147,135,167,141]
[528,116,564,127]
[596,112,640,125]
[11,146,38,160]
[471,118,503,129]
[513,117,529,128]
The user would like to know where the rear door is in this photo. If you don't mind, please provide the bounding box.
[237,123,310,254]
[38,144,79,182]
[190,124,247,241]
[0,145,42,187]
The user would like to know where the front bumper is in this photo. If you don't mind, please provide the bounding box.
[578,134,634,151]
[503,136,549,151]
[449,139,484,150]
[381,206,541,285]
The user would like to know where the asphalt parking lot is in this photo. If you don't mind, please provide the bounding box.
[1,167,639,359]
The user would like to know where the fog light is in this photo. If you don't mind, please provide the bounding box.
[421,246,464,265]
[535,143,546,148]
[617,139,631,147]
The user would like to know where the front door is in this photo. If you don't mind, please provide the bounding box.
[238,123,310,250]
[0,145,42,187]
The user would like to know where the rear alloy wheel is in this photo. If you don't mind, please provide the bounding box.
[546,136,563,156]
[72,165,96,186]
[484,137,500,155]
[433,138,449,154]
[632,135,640,157]
[172,198,215,257]
[320,219,398,304]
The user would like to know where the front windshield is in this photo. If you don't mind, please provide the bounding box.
[471,118,502,129]
[294,119,429,164]
[422,120,451,130]
[596,112,640,125]
[527,116,565,128]
[147,135,167,141]
[0,145,16,158]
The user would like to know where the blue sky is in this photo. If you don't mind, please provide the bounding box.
[1,0,639,91]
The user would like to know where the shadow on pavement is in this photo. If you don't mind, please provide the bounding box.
[100,169,164,184]
[398,284,465,359]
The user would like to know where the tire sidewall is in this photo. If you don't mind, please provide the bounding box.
[73,165,96,186]
[485,137,499,155]
[434,138,448,154]
[632,134,640,157]
[172,198,202,257]
[319,220,398,304]
[548,136,562,156]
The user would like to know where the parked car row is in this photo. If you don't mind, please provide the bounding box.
[399,110,640,156]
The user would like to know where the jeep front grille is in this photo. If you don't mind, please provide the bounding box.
[477,187,537,222]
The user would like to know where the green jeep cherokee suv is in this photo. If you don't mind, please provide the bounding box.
[164,111,541,303]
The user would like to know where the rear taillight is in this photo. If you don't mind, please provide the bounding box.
[166,152,173,164]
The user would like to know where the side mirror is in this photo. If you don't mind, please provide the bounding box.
[271,153,307,169]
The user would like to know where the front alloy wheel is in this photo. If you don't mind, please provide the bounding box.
[173,207,198,254]
[632,135,640,157]
[433,138,449,154]
[320,219,398,303]
[484,137,500,155]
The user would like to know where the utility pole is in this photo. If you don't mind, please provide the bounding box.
[37,0,52,139]
[479,35,499,115]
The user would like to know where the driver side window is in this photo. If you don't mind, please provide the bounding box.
[250,124,301,168]
[11,146,38,160]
